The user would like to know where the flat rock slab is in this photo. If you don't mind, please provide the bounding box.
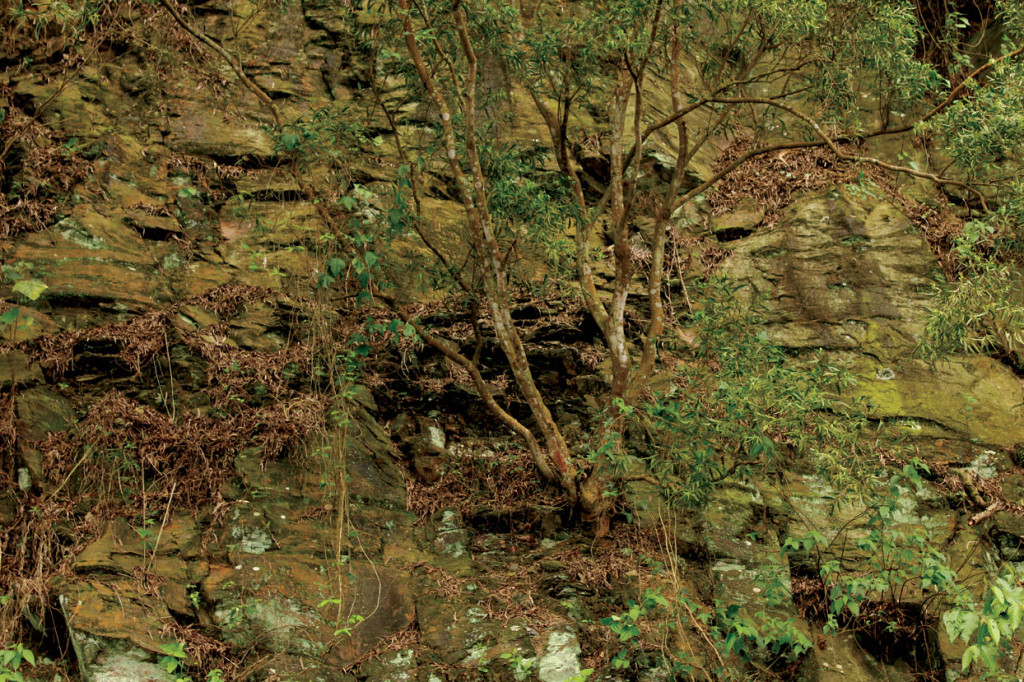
[58,577,177,656]
[840,353,1024,447]
[727,190,938,353]
[166,102,276,160]
[11,206,179,308]
[727,190,1024,449]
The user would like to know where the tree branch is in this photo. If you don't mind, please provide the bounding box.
[708,96,990,210]
[377,292,558,485]
[157,0,282,128]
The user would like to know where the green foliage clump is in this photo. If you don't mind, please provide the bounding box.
[0,643,35,682]
[922,235,1024,370]
[636,279,869,505]
[946,571,1024,674]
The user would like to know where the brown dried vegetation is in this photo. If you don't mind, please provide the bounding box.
[0,285,336,652]
[25,283,272,374]
[0,106,93,246]
[407,446,568,520]
[709,138,966,274]
[709,140,861,224]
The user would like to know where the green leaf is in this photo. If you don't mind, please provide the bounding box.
[1010,603,1022,632]
[388,207,405,229]
[12,279,47,301]
[160,642,187,659]
[952,610,979,643]
[987,618,1000,645]
[21,649,35,666]
[326,257,346,277]
[958,638,974,667]
[980,643,998,671]
[0,307,20,325]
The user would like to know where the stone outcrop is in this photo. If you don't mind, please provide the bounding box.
[3,1,1024,679]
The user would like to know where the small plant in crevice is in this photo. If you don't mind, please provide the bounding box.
[1,261,48,341]
[782,462,965,677]
[0,642,36,682]
[600,588,671,674]
[153,639,227,682]
[317,600,365,638]
[157,642,189,681]
[499,650,536,681]
[712,564,813,674]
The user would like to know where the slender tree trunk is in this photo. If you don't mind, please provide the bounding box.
[607,66,636,399]
[634,8,689,391]
[396,0,579,501]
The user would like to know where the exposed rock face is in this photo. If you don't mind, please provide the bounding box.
[709,189,1023,677]
[727,191,938,352]
[53,399,416,679]
[3,1,1024,680]
[727,190,1024,447]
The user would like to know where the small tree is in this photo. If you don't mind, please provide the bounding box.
[370,0,1024,519]
[155,0,1024,521]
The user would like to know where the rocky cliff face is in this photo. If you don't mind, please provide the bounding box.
[2,1,1024,681]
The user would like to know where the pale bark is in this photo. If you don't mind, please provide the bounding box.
[634,16,688,390]
[607,66,635,399]
[381,295,559,485]
[396,0,578,498]
[527,90,610,338]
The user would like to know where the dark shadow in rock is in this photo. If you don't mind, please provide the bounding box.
[852,601,943,680]
[713,225,756,242]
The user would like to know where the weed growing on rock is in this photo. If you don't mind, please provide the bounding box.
[0,642,35,682]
